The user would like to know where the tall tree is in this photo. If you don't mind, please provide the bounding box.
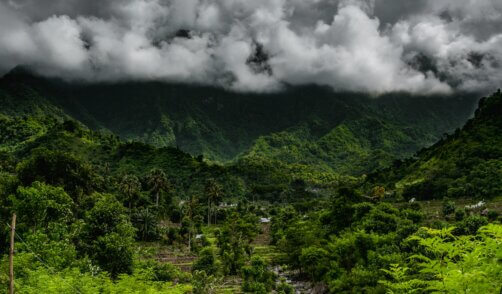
[205,179,222,226]
[182,194,199,252]
[119,174,141,210]
[146,168,171,208]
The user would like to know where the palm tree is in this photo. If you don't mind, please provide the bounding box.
[205,179,222,226]
[119,174,141,210]
[182,195,198,252]
[147,168,171,207]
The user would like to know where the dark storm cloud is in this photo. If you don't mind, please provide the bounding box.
[374,0,429,25]
[0,0,501,94]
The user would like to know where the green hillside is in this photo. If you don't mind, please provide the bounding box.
[0,68,478,176]
[0,73,68,151]
[0,70,500,293]
[369,90,502,200]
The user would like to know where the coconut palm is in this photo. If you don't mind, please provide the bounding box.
[119,174,141,210]
[146,168,171,207]
[182,194,199,252]
[205,179,222,226]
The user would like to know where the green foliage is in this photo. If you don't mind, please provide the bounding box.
[192,247,221,275]
[192,270,221,294]
[17,148,97,198]
[299,246,329,282]
[0,72,500,294]
[372,91,502,201]
[320,188,358,234]
[19,230,79,271]
[1,71,478,180]
[442,199,456,217]
[119,174,141,210]
[79,193,136,277]
[11,182,73,230]
[454,209,465,221]
[135,259,189,283]
[273,196,428,292]
[241,256,276,293]
[454,215,488,235]
[131,207,160,241]
[0,264,191,294]
[215,212,259,275]
[146,168,172,208]
[380,224,502,293]
[276,278,294,294]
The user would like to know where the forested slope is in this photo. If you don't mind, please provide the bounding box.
[369,90,502,200]
[0,70,500,293]
[1,68,478,175]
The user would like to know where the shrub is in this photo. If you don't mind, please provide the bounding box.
[454,215,488,235]
[80,193,136,277]
[299,246,329,281]
[192,247,221,276]
[442,200,456,217]
[454,209,466,221]
[486,210,499,222]
[241,256,276,293]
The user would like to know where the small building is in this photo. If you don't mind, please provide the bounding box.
[260,217,271,223]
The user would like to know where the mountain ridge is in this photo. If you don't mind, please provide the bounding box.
[0,68,479,175]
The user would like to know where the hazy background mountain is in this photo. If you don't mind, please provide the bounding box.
[1,68,479,175]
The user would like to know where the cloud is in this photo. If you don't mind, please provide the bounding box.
[0,0,501,94]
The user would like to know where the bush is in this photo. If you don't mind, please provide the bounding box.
[361,209,398,234]
[454,209,466,221]
[17,148,97,198]
[135,260,188,283]
[192,247,221,275]
[402,209,423,223]
[442,200,456,217]
[454,215,488,235]
[276,278,294,294]
[486,210,499,222]
[11,182,73,231]
[299,246,329,281]
[192,270,221,294]
[241,256,276,293]
[380,224,502,293]
[352,202,374,222]
[80,193,136,277]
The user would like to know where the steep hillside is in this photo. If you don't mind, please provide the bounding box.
[0,72,69,151]
[0,68,479,175]
[369,90,502,199]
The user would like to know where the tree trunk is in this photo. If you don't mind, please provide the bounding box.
[9,213,16,294]
[188,230,191,253]
[207,198,211,226]
[155,191,160,207]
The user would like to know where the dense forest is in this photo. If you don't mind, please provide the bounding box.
[1,68,478,174]
[0,70,501,293]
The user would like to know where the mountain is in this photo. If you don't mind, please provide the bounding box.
[0,71,69,151]
[0,68,479,175]
[369,90,502,200]
[0,71,499,294]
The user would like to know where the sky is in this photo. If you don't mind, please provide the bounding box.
[0,0,501,94]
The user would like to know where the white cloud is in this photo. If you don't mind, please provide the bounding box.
[0,0,501,94]
[266,5,450,93]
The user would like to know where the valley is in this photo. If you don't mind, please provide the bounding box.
[0,70,501,293]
